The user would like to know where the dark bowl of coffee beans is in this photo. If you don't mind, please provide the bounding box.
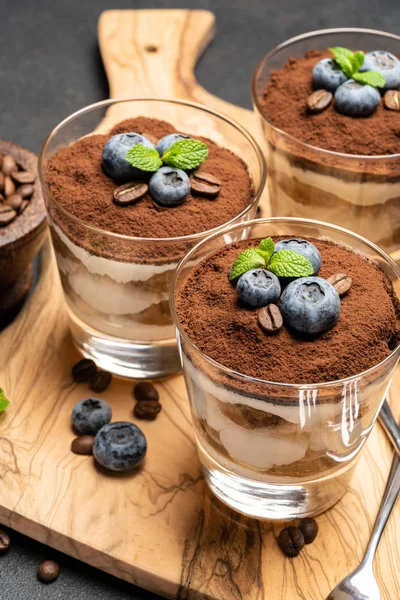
[0,139,47,319]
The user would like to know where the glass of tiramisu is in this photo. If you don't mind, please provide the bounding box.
[39,99,265,379]
[172,217,400,519]
[252,28,400,264]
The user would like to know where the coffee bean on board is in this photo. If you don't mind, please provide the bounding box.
[37,560,61,583]
[113,181,148,205]
[0,528,10,554]
[0,205,17,226]
[72,358,97,382]
[278,526,305,557]
[89,370,112,393]
[134,400,162,420]
[306,89,333,114]
[3,176,16,198]
[71,435,95,455]
[327,273,352,297]
[19,200,30,214]
[258,304,283,334]
[133,381,159,402]
[6,194,23,211]
[18,183,34,199]
[299,517,319,544]
[2,155,17,176]
[384,89,400,111]
[190,170,221,197]
[12,170,36,184]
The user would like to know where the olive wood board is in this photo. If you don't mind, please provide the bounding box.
[0,9,399,600]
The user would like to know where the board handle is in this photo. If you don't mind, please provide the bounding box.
[98,9,216,99]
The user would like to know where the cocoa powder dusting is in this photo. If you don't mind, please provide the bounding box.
[261,50,400,156]
[46,117,254,239]
[176,237,400,386]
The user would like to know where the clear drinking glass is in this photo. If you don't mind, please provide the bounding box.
[171,218,400,519]
[38,98,266,379]
[251,28,400,264]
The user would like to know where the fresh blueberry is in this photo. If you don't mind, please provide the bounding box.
[312,58,348,93]
[93,422,147,472]
[274,239,321,275]
[334,80,381,117]
[236,269,281,308]
[360,51,400,91]
[156,133,191,157]
[280,276,340,335]
[149,166,190,206]
[72,398,112,435]
[102,133,155,182]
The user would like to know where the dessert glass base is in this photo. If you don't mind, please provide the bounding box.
[39,98,265,379]
[172,218,400,519]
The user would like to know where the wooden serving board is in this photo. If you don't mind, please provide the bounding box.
[0,9,399,599]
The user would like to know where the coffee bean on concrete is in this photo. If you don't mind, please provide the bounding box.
[3,176,16,198]
[384,89,400,111]
[12,170,36,184]
[113,181,148,205]
[6,194,23,211]
[278,526,305,557]
[190,170,221,197]
[89,370,112,393]
[258,304,283,334]
[327,273,352,297]
[134,381,159,402]
[18,183,34,199]
[37,560,61,583]
[0,205,17,226]
[71,435,95,455]
[0,528,10,554]
[2,155,17,176]
[72,358,97,382]
[134,400,162,420]
[306,89,333,114]
[299,517,319,544]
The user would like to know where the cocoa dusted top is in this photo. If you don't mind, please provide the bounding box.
[175,237,400,385]
[45,117,254,239]
[260,50,400,156]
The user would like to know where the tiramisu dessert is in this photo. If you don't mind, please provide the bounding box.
[253,36,400,260]
[42,111,261,377]
[174,223,400,516]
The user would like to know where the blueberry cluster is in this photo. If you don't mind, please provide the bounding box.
[312,51,400,117]
[102,132,192,206]
[235,238,341,335]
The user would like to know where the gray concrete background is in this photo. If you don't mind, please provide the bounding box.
[1,1,399,598]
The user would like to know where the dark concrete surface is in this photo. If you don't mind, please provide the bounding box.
[0,1,399,598]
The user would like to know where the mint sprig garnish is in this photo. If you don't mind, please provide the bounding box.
[125,145,163,172]
[162,139,208,170]
[229,237,314,281]
[0,388,10,413]
[329,47,385,89]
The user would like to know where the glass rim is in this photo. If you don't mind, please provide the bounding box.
[251,27,400,161]
[170,216,400,390]
[38,96,266,243]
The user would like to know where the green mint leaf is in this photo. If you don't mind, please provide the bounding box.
[258,237,275,262]
[0,388,9,413]
[255,249,271,263]
[351,50,364,72]
[267,250,314,278]
[330,46,356,78]
[162,139,208,170]
[352,70,386,88]
[229,248,266,281]
[125,145,163,172]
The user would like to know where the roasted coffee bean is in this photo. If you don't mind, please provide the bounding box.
[89,370,112,393]
[0,172,4,192]
[71,435,95,455]
[0,205,17,226]
[37,560,61,583]
[306,89,333,114]
[19,200,30,214]
[12,170,36,184]
[258,304,283,334]
[0,528,10,554]
[6,193,23,211]
[134,400,162,420]
[190,170,221,197]
[299,517,319,544]
[134,381,159,402]
[18,183,34,199]
[278,526,305,557]
[3,176,16,197]
[113,181,148,205]
[384,89,400,111]
[327,272,352,297]
[72,358,97,382]
[2,155,17,176]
